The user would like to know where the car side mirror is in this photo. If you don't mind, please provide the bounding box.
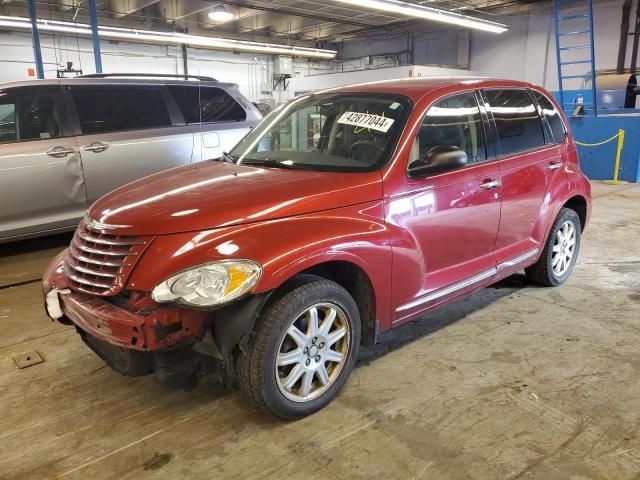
[408,145,468,178]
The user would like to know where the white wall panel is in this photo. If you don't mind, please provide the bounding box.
[0,31,272,101]
[289,64,475,95]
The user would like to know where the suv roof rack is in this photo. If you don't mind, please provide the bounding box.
[77,73,217,81]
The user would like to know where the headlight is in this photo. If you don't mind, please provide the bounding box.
[151,260,262,307]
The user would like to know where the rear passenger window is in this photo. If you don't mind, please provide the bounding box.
[69,86,171,134]
[485,89,545,156]
[169,85,246,124]
[531,91,567,144]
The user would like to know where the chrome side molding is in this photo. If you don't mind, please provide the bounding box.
[396,248,540,313]
[496,248,539,271]
[396,267,497,312]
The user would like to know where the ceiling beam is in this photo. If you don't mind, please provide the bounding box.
[108,0,163,18]
[221,0,379,28]
[223,10,312,35]
[55,0,77,12]
[153,0,216,21]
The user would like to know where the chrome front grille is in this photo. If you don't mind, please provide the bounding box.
[64,221,152,296]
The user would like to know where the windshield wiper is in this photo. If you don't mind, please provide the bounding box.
[240,158,300,169]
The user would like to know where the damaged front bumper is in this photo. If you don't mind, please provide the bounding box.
[42,250,270,387]
[43,251,210,352]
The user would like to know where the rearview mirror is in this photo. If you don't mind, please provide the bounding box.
[408,145,468,177]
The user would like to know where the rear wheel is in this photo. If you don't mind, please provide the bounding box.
[526,207,581,286]
[237,276,360,419]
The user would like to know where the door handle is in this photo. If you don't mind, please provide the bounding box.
[547,161,563,170]
[83,142,110,153]
[479,179,502,190]
[46,146,76,158]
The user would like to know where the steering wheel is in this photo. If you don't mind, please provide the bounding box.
[348,141,385,162]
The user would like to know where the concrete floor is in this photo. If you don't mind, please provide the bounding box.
[1,182,639,480]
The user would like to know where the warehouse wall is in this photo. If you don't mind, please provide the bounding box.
[289,64,475,95]
[471,1,628,90]
[0,1,630,103]
[0,30,275,101]
[0,22,471,104]
[338,29,469,69]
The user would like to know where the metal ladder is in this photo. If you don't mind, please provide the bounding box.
[553,0,598,116]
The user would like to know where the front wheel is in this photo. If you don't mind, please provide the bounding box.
[237,276,360,419]
[526,207,582,286]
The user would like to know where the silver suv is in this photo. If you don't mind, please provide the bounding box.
[0,74,262,243]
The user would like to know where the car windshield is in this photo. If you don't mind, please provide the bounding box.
[229,92,411,172]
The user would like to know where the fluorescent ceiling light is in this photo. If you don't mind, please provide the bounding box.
[333,0,508,33]
[209,5,234,22]
[0,16,337,59]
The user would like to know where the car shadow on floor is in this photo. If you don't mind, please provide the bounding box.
[0,232,74,259]
[358,273,532,365]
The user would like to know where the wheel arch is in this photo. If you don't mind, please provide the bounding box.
[199,257,383,361]
[256,255,381,347]
[538,189,590,248]
[562,194,588,231]
[292,260,378,346]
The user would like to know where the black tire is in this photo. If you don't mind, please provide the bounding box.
[526,207,582,286]
[237,275,360,419]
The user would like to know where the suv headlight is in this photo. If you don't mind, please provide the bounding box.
[151,260,262,307]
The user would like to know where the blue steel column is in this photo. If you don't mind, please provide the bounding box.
[87,0,103,73]
[587,0,598,116]
[552,1,564,112]
[27,0,44,79]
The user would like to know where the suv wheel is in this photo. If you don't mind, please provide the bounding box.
[237,276,360,419]
[526,207,582,286]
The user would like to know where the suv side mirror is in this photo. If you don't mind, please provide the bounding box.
[408,145,468,177]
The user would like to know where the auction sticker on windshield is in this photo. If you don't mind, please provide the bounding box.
[337,112,395,133]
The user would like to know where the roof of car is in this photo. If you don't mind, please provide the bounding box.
[0,77,239,89]
[316,76,539,102]
[0,75,542,104]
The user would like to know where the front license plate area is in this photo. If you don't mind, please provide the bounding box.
[45,288,71,319]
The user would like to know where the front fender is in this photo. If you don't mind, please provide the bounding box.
[126,201,392,329]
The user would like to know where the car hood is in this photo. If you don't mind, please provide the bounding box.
[86,161,383,236]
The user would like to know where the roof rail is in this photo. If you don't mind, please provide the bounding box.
[77,73,217,81]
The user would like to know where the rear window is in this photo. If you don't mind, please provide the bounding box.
[169,85,246,124]
[531,90,567,144]
[69,85,171,134]
[485,89,545,156]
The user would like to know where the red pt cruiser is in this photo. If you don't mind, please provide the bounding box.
[43,78,591,419]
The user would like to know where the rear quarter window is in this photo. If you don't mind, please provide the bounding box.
[169,85,246,124]
[485,89,546,156]
[531,90,567,144]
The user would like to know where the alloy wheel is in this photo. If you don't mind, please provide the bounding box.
[275,302,351,403]
[552,220,577,277]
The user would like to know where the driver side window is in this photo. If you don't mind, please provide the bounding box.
[408,92,487,177]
